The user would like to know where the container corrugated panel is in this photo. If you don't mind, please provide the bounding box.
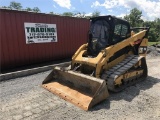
[0,9,90,71]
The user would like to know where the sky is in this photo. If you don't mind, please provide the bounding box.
[0,0,160,21]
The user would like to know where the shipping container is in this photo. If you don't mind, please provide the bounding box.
[0,9,90,71]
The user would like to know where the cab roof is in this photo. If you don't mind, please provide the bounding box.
[90,15,130,28]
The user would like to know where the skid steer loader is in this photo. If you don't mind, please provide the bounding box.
[42,15,149,110]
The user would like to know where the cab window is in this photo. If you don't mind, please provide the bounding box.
[113,24,129,43]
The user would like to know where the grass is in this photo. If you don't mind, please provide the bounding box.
[148,41,160,46]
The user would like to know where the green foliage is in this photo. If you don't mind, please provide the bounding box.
[1,1,22,10]
[148,42,160,46]
[124,8,143,27]
[25,7,41,12]
[154,18,160,37]
[25,7,32,11]
[62,12,74,17]
[124,8,160,42]
[1,6,9,9]
[9,1,22,10]
[74,12,86,18]
[148,28,158,42]
[1,1,41,13]
[143,18,160,42]
[92,10,100,17]
[32,7,41,13]
[49,12,54,14]
[26,7,32,11]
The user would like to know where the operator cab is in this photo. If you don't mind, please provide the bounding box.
[88,15,131,56]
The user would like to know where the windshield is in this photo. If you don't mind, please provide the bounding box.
[88,19,110,55]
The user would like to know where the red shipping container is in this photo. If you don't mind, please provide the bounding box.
[0,9,90,71]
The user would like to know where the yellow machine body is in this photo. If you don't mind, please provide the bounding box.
[42,16,149,110]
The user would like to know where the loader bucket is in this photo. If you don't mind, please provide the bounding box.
[42,66,109,110]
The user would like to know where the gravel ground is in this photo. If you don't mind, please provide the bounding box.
[147,44,160,57]
[0,57,160,120]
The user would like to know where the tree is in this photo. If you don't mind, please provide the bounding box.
[154,18,160,35]
[148,28,158,42]
[32,7,41,13]
[1,1,41,13]
[92,10,100,17]
[124,8,143,27]
[143,18,160,42]
[124,8,159,42]
[1,6,10,9]
[62,12,74,17]
[26,7,32,12]
[74,12,86,18]
[9,1,22,10]
[50,12,54,14]
[153,18,160,42]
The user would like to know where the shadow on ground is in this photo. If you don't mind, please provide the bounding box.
[91,76,160,111]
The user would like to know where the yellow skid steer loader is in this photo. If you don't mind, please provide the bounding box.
[42,15,149,110]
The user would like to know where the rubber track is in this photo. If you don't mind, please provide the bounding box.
[101,55,144,92]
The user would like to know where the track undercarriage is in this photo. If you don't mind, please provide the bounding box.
[101,55,148,92]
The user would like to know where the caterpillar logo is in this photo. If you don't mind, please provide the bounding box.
[139,46,147,54]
